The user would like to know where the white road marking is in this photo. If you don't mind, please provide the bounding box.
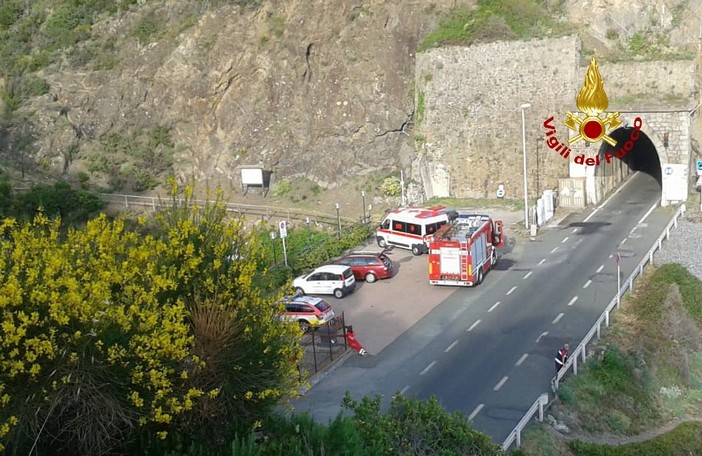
[535,331,548,343]
[523,271,532,280]
[567,296,578,306]
[506,286,517,295]
[562,237,569,243]
[516,353,529,366]
[583,208,599,223]
[468,404,484,421]
[550,247,559,253]
[637,199,660,225]
[621,238,627,245]
[488,301,501,312]
[583,280,592,288]
[572,228,579,233]
[596,264,604,273]
[400,385,409,395]
[420,361,436,376]
[539,259,546,265]
[593,172,638,215]
[445,340,459,353]
[467,320,481,332]
[552,312,565,324]
[493,376,509,391]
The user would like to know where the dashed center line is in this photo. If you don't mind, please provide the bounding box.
[488,301,501,312]
[468,404,484,421]
[493,376,509,391]
[506,286,517,295]
[523,271,533,280]
[535,331,548,343]
[596,264,604,273]
[467,320,481,332]
[550,247,559,253]
[552,312,565,324]
[445,340,459,353]
[567,296,578,306]
[621,238,628,245]
[562,237,569,243]
[420,361,436,376]
[400,385,409,395]
[516,353,529,366]
[539,259,546,265]
[572,228,579,233]
[583,279,592,288]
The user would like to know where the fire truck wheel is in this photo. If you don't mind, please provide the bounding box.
[365,272,377,283]
[491,249,497,266]
[377,237,387,248]
[411,244,422,256]
[333,288,344,299]
[476,268,484,285]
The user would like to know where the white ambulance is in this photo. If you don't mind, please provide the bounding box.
[376,206,455,255]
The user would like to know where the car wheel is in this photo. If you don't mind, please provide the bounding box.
[295,287,305,295]
[491,249,497,266]
[377,237,387,248]
[475,268,484,286]
[333,288,344,299]
[365,273,377,283]
[411,244,422,256]
[298,320,310,333]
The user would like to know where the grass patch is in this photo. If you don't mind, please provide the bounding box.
[569,421,702,455]
[418,0,571,52]
[425,196,524,211]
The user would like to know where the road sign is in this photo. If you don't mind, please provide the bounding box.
[278,220,288,239]
[697,160,702,175]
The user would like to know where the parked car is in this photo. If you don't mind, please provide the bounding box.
[330,251,394,283]
[293,264,356,299]
[276,295,335,332]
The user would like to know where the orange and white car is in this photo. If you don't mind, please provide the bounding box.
[276,295,335,332]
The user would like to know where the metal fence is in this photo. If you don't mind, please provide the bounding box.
[298,313,349,378]
[501,203,687,451]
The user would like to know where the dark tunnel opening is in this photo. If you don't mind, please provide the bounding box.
[595,126,662,186]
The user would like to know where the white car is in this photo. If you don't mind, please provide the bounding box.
[293,264,357,299]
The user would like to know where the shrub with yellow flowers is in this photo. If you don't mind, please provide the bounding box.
[0,185,303,455]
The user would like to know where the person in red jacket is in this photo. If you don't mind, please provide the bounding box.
[554,343,569,373]
[345,326,370,356]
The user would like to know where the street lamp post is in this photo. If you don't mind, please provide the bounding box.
[361,191,366,223]
[520,103,532,230]
[335,203,341,239]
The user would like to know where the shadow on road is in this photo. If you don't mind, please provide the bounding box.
[568,221,612,235]
[493,258,516,271]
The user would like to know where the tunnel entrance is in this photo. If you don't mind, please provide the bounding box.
[592,126,663,201]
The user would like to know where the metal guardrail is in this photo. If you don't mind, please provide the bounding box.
[101,193,357,228]
[501,203,687,451]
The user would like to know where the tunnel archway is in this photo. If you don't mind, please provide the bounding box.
[592,124,663,204]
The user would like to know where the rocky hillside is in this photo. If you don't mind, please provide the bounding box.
[0,0,698,200]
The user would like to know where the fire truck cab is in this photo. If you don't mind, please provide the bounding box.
[428,213,505,287]
[376,206,455,255]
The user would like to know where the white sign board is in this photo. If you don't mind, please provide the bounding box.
[240,168,264,186]
[278,220,288,239]
[661,164,688,202]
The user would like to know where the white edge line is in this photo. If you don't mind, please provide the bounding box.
[523,271,532,280]
[400,385,409,395]
[488,301,501,312]
[539,259,546,265]
[621,238,628,245]
[445,339,459,353]
[506,286,517,295]
[516,353,528,366]
[596,264,604,273]
[562,237,569,243]
[637,199,660,225]
[467,320,481,332]
[583,279,592,288]
[550,247,559,253]
[468,404,484,421]
[594,171,638,213]
[420,361,436,376]
[535,331,548,343]
[552,312,565,324]
[493,376,509,391]
[583,207,599,223]
[567,296,578,306]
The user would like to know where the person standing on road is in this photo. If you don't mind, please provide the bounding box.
[554,343,569,373]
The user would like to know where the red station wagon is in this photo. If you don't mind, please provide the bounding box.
[331,251,394,283]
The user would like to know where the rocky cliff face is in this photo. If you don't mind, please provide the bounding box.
[9,0,459,192]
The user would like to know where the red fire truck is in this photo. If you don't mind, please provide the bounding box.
[428,213,505,287]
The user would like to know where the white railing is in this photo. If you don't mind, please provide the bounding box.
[501,203,687,451]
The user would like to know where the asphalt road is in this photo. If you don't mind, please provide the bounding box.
[292,172,672,445]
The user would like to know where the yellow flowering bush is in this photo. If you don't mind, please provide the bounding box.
[0,186,303,454]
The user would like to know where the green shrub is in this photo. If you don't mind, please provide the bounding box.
[272,179,291,197]
[132,11,159,45]
[379,176,401,196]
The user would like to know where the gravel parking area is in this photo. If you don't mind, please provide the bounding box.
[653,216,702,281]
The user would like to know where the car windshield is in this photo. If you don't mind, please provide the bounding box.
[314,300,331,312]
[342,268,353,280]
